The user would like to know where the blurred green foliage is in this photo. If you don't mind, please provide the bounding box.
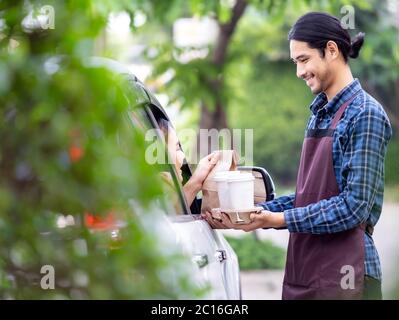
[386,141,399,186]
[229,61,312,184]
[225,235,286,270]
[143,0,374,122]
[0,0,199,299]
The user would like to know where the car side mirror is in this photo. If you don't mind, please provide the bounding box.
[238,166,276,203]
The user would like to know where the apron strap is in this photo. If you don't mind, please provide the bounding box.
[366,224,374,236]
[330,90,361,130]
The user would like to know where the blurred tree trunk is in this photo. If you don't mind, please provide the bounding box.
[203,0,248,127]
[198,0,247,155]
[199,101,229,130]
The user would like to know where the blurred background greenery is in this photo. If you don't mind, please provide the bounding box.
[133,0,398,189]
[225,235,286,270]
[0,0,201,299]
[1,0,398,299]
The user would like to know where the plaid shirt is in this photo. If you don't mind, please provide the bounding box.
[260,79,392,281]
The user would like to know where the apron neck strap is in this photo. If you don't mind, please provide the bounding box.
[330,90,361,130]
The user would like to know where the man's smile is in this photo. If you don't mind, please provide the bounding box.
[304,74,315,86]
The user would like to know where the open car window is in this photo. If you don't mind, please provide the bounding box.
[146,103,202,215]
[127,103,189,216]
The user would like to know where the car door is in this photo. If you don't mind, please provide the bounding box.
[127,83,240,299]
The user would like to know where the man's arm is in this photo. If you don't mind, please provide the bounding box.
[255,194,295,230]
[257,193,295,212]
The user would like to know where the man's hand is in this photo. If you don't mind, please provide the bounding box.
[219,210,286,232]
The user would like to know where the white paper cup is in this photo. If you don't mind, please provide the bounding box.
[213,171,241,210]
[228,173,255,210]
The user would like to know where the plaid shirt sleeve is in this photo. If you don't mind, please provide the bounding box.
[284,103,392,234]
[258,193,295,212]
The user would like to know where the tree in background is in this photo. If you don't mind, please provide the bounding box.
[136,0,397,186]
[352,0,399,132]
[0,0,199,299]
[138,1,373,151]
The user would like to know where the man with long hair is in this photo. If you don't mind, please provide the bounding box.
[205,12,392,300]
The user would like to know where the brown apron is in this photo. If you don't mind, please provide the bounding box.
[282,91,365,300]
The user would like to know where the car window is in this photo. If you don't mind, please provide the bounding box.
[126,77,150,105]
[127,104,189,216]
[145,103,201,215]
[145,112,189,216]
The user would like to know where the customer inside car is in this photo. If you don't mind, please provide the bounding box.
[157,117,218,207]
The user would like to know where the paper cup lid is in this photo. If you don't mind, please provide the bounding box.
[213,171,241,181]
[227,172,254,182]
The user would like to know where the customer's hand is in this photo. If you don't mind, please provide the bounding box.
[183,153,219,206]
[190,152,219,188]
[201,210,229,229]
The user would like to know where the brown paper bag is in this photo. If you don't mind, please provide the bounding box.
[201,150,239,214]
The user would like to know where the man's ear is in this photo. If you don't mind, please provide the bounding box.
[325,40,339,60]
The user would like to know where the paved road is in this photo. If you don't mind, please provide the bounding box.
[240,270,284,300]
[224,202,399,299]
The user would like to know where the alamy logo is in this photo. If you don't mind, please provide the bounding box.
[40,265,55,290]
[340,265,355,290]
[22,5,55,31]
[144,128,253,166]
[39,5,55,30]
[340,5,355,30]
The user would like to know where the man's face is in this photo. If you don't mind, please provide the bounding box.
[290,40,332,95]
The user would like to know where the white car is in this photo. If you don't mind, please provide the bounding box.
[90,58,276,300]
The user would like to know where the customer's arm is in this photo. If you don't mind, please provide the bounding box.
[183,178,202,207]
[183,153,218,205]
